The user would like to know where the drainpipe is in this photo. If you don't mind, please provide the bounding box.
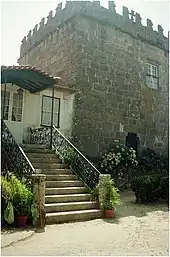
[2,76,7,121]
[50,84,55,149]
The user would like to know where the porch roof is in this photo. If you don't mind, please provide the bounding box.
[1,65,61,93]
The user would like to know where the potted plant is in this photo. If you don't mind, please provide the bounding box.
[15,199,28,227]
[101,179,122,219]
[102,200,115,218]
[8,175,34,227]
[1,175,15,226]
[15,187,34,227]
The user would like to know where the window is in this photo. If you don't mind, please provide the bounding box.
[146,63,159,89]
[1,90,10,120]
[12,90,23,122]
[41,96,60,127]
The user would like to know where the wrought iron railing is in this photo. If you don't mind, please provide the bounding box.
[30,126,101,189]
[1,120,35,182]
[30,126,51,146]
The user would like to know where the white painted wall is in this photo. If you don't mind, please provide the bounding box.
[1,83,75,144]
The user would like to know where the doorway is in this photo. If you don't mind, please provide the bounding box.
[1,87,24,144]
[125,132,139,156]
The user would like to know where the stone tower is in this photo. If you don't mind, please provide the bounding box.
[18,1,169,159]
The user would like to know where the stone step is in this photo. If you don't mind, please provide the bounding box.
[45,194,91,203]
[29,157,61,164]
[45,201,98,213]
[45,187,88,195]
[46,209,102,224]
[23,148,55,154]
[42,169,72,175]
[21,144,49,149]
[46,180,83,188]
[26,153,58,159]
[46,174,78,181]
[34,163,67,169]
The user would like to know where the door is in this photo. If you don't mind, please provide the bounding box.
[41,95,60,128]
[125,132,139,156]
[1,88,24,144]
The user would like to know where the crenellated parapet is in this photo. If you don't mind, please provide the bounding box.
[19,1,169,58]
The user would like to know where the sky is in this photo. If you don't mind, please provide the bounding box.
[1,0,169,65]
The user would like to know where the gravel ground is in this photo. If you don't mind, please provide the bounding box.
[1,191,169,256]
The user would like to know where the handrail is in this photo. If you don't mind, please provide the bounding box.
[30,125,100,189]
[1,120,35,183]
[53,125,100,175]
[19,146,35,172]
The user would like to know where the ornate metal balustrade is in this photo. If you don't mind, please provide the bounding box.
[1,120,35,183]
[30,127,51,146]
[30,126,101,189]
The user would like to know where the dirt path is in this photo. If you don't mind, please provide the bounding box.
[1,191,169,256]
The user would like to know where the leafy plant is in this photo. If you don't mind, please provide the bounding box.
[131,174,169,203]
[90,185,99,201]
[103,200,115,210]
[1,175,13,202]
[98,177,122,210]
[159,176,169,201]
[10,175,33,216]
[1,174,34,219]
[138,148,168,173]
[1,176,13,223]
[61,147,75,166]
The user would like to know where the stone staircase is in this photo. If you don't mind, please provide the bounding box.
[22,144,102,224]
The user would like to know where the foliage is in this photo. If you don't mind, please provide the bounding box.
[61,147,75,166]
[131,174,169,203]
[138,148,168,172]
[1,174,34,221]
[1,176,13,221]
[100,144,138,175]
[159,176,169,201]
[1,176,13,202]
[98,177,122,210]
[90,184,99,201]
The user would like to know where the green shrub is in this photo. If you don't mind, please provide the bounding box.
[1,176,13,221]
[159,176,169,201]
[138,148,168,172]
[1,174,34,221]
[131,174,169,203]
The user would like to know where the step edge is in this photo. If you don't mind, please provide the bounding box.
[45,187,87,189]
[45,201,98,207]
[46,209,102,216]
[45,194,90,197]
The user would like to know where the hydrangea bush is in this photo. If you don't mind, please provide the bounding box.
[100,144,138,174]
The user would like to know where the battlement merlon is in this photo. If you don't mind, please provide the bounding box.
[18,1,169,59]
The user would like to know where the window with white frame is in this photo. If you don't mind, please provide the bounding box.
[41,96,60,127]
[12,90,23,122]
[1,90,10,120]
[146,63,159,89]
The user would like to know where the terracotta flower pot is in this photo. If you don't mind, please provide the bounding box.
[16,216,28,227]
[104,209,115,219]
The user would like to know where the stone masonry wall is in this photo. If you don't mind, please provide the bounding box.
[18,1,169,158]
[72,16,169,157]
